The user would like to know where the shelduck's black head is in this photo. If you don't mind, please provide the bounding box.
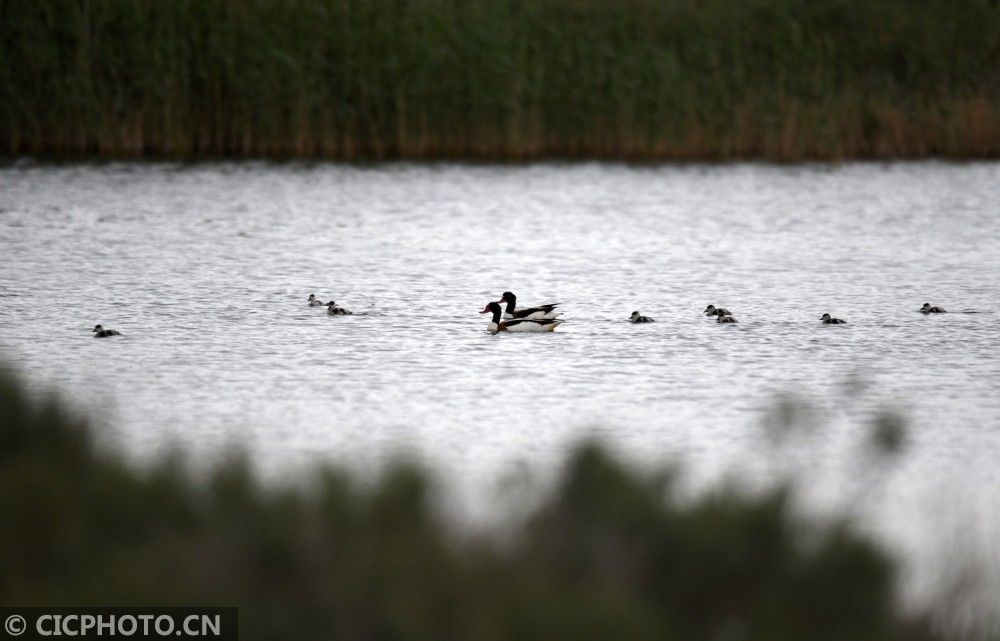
[500,292,515,303]
[480,302,502,315]
[705,304,716,312]
[821,313,831,320]
[93,325,102,332]
[921,303,930,309]
[326,300,336,306]
[630,311,640,318]
[308,294,316,301]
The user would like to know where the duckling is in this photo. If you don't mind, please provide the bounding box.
[717,314,738,324]
[629,311,655,323]
[92,324,122,337]
[705,304,731,317]
[820,313,846,324]
[326,301,353,316]
[920,303,946,314]
[308,294,327,307]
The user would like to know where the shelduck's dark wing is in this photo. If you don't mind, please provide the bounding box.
[513,304,560,318]
[512,306,545,318]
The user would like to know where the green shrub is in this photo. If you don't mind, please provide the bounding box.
[0,368,950,639]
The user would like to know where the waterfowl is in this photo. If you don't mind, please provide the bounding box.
[629,311,654,323]
[920,303,946,314]
[498,291,560,319]
[705,304,731,317]
[326,301,353,315]
[717,314,738,324]
[481,302,562,333]
[820,313,846,324]
[92,324,121,337]
[308,294,327,307]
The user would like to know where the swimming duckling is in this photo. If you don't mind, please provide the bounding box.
[629,311,654,323]
[308,294,327,307]
[705,304,731,317]
[920,303,946,314]
[717,313,738,324]
[326,301,353,315]
[92,324,122,337]
[820,313,846,324]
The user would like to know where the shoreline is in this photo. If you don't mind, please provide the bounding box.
[4,152,1000,167]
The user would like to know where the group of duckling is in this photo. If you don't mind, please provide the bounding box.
[628,304,740,324]
[628,302,948,326]
[89,297,949,338]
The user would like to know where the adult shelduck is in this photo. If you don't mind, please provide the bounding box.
[920,303,946,314]
[481,302,562,333]
[326,301,353,315]
[498,291,560,319]
[92,324,122,337]
[629,311,654,323]
[820,313,846,324]
[705,304,731,317]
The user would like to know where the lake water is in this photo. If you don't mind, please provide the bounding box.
[1,161,999,616]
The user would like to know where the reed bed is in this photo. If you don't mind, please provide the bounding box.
[2,0,999,160]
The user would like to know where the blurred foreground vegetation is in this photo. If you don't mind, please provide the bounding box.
[2,0,1000,161]
[0,368,956,640]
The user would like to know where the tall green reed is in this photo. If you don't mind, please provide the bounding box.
[1,0,999,160]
